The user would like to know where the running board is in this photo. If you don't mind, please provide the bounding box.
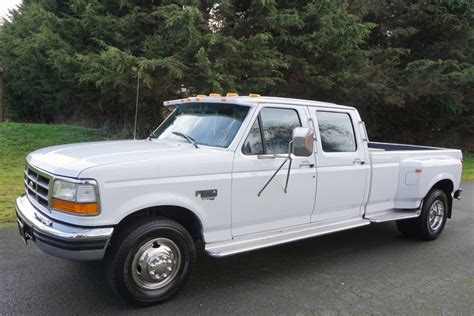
[365,209,421,223]
[205,218,370,257]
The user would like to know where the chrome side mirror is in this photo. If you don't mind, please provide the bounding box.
[291,127,314,157]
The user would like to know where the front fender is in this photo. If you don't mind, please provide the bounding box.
[116,191,209,228]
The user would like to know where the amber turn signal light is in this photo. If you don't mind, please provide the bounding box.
[51,198,98,215]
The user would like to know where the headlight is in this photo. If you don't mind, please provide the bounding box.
[51,179,99,215]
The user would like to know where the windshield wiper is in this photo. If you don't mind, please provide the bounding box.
[172,131,199,148]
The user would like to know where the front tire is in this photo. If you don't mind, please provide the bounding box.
[105,217,195,306]
[396,189,448,241]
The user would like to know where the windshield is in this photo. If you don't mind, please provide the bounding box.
[150,103,250,148]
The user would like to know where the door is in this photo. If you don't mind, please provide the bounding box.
[309,108,369,222]
[231,104,317,236]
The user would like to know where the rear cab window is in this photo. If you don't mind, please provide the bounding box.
[316,111,357,152]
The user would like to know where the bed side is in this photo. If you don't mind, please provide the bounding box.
[366,144,462,217]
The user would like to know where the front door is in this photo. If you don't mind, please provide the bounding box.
[231,104,317,236]
[309,108,369,222]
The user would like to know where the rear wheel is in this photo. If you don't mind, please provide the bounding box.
[396,189,448,241]
[105,218,195,305]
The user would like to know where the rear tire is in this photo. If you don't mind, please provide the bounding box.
[417,189,448,240]
[105,217,195,306]
[396,189,448,241]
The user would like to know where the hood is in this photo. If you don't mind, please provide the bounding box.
[27,139,208,178]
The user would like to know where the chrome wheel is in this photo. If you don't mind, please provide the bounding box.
[131,238,181,290]
[428,200,445,232]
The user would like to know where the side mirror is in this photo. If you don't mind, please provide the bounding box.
[292,127,314,156]
[258,126,314,197]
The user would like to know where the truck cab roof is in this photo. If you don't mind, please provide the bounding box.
[164,95,356,111]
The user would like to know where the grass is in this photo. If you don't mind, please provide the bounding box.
[0,122,107,224]
[462,157,474,181]
[0,122,473,225]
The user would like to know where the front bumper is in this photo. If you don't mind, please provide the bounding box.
[15,195,114,261]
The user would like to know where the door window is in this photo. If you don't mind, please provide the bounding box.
[316,111,356,152]
[243,107,301,155]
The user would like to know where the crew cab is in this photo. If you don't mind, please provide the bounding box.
[15,95,463,305]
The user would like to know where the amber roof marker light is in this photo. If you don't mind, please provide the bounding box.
[163,92,263,106]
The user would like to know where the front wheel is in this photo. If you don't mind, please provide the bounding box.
[396,189,448,241]
[105,218,196,305]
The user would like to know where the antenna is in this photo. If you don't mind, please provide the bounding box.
[133,70,140,140]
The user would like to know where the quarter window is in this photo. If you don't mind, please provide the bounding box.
[317,111,356,152]
[243,108,301,155]
[242,119,264,154]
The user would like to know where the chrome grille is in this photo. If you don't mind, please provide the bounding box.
[24,164,51,209]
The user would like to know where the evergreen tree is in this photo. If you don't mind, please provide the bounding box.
[0,0,472,150]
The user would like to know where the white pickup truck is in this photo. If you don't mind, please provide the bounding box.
[16,95,463,305]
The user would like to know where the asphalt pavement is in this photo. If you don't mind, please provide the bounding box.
[0,182,472,315]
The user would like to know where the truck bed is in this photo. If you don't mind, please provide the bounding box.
[365,141,462,218]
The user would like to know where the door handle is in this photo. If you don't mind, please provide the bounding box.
[353,159,365,165]
[299,162,315,168]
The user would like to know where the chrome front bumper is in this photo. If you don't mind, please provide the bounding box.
[15,195,114,261]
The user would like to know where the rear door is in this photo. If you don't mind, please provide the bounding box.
[309,108,369,222]
[231,103,317,236]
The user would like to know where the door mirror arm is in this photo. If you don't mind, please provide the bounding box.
[258,141,293,197]
[257,127,314,197]
[284,141,294,194]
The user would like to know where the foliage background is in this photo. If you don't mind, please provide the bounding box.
[0,0,473,151]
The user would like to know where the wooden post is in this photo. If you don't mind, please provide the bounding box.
[0,67,4,122]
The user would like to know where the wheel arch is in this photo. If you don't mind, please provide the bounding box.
[426,179,454,218]
[114,205,204,242]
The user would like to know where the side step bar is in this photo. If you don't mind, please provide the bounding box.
[205,218,370,257]
[365,209,421,223]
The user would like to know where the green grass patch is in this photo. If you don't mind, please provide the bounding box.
[462,158,474,181]
[0,122,107,224]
